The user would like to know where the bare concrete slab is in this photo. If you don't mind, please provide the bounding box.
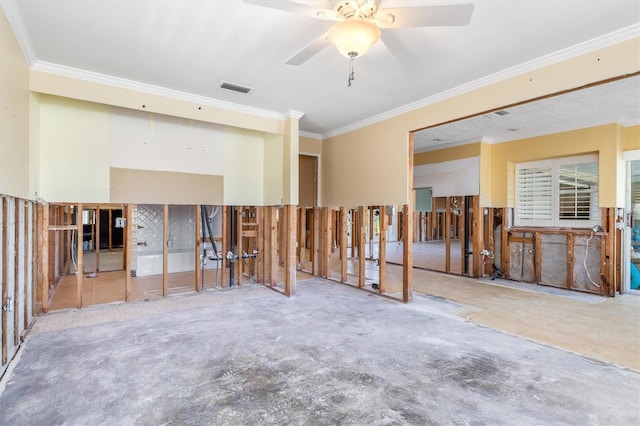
[1,279,638,425]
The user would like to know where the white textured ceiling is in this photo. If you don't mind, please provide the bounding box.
[2,0,640,139]
[414,75,640,152]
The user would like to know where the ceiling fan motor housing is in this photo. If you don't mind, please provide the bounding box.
[334,0,378,20]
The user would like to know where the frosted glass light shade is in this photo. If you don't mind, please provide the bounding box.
[327,18,381,58]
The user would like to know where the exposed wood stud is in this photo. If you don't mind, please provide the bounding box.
[221,206,229,288]
[312,207,320,276]
[256,207,264,283]
[534,231,542,283]
[340,207,347,283]
[2,197,8,365]
[125,204,132,302]
[163,204,169,297]
[195,204,202,292]
[368,206,374,259]
[24,202,30,331]
[235,206,243,286]
[350,209,357,258]
[297,207,303,264]
[567,233,574,289]
[378,205,387,294]
[285,205,297,297]
[38,203,49,313]
[14,199,20,346]
[76,203,83,309]
[501,208,510,279]
[459,197,466,275]
[472,196,483,278]
[270,207,278,286]
[445,197,451,273]
[95,207,101,272]
[358,207,366,288]
[402,204,413,303]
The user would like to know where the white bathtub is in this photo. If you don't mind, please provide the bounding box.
[136,248,219,276]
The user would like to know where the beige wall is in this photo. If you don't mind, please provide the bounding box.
[35,94,292,206]
[263,132,284,205]
[321,38,640,207]
[299,154,317,207]
[489,123,623,207]
[323,120,409,207]
[110,168,223,205]
[30,70,284,135]
[223,127,265,206]
[38,95,111,203]
[0,7,30,198]
[300,136,322,156]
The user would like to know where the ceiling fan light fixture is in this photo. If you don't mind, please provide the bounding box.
[327,17,381,58]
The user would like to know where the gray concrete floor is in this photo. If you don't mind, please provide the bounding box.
[1,279,639,425]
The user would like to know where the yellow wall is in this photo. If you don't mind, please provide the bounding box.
[623,125,640,151]
[38,95,110,202]
[414,143,480,166]
[321,38,640,207]
[490,123,623,207]
[0,7,30,198]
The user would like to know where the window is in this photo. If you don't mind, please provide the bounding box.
[515,154,598,228]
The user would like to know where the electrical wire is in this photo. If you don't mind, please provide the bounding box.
[584,232,601,288]
[71,229,78,272]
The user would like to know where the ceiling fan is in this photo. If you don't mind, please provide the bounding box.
[244,0,474,85]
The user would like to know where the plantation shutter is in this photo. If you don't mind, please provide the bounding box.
[516,164,553,225]
[558,161,599,222]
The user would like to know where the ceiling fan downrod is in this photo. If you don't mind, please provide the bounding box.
[347,51,356,87]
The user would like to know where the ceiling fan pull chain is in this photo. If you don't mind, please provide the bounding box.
[348,52,356,87]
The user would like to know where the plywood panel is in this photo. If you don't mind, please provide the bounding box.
[540,234,568,287]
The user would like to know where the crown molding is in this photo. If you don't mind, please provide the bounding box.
[1,0,36,66]
[286,110,305,119]
[322,23,640,139]
[620,117,640,127]
[299,131,323,140]
[31,61,288,121]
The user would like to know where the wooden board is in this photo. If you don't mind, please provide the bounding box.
[195,205,202,292]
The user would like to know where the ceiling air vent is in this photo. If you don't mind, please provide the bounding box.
[483,109,510,119]
[218,81,253,94]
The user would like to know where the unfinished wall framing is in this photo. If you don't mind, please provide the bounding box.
[493,207,620,296]
[1,195,36,376]
[37,202,303,312]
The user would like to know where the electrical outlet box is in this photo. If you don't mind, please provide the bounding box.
[115,217,127,228]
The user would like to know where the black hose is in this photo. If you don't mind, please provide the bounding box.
[201,205,221,288]
[201,205,219,254]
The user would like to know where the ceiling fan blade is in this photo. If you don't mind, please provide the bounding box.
[285,33,331,65]
[375,4,474,29]
[378,29,413,63]
[243,0,334,19]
